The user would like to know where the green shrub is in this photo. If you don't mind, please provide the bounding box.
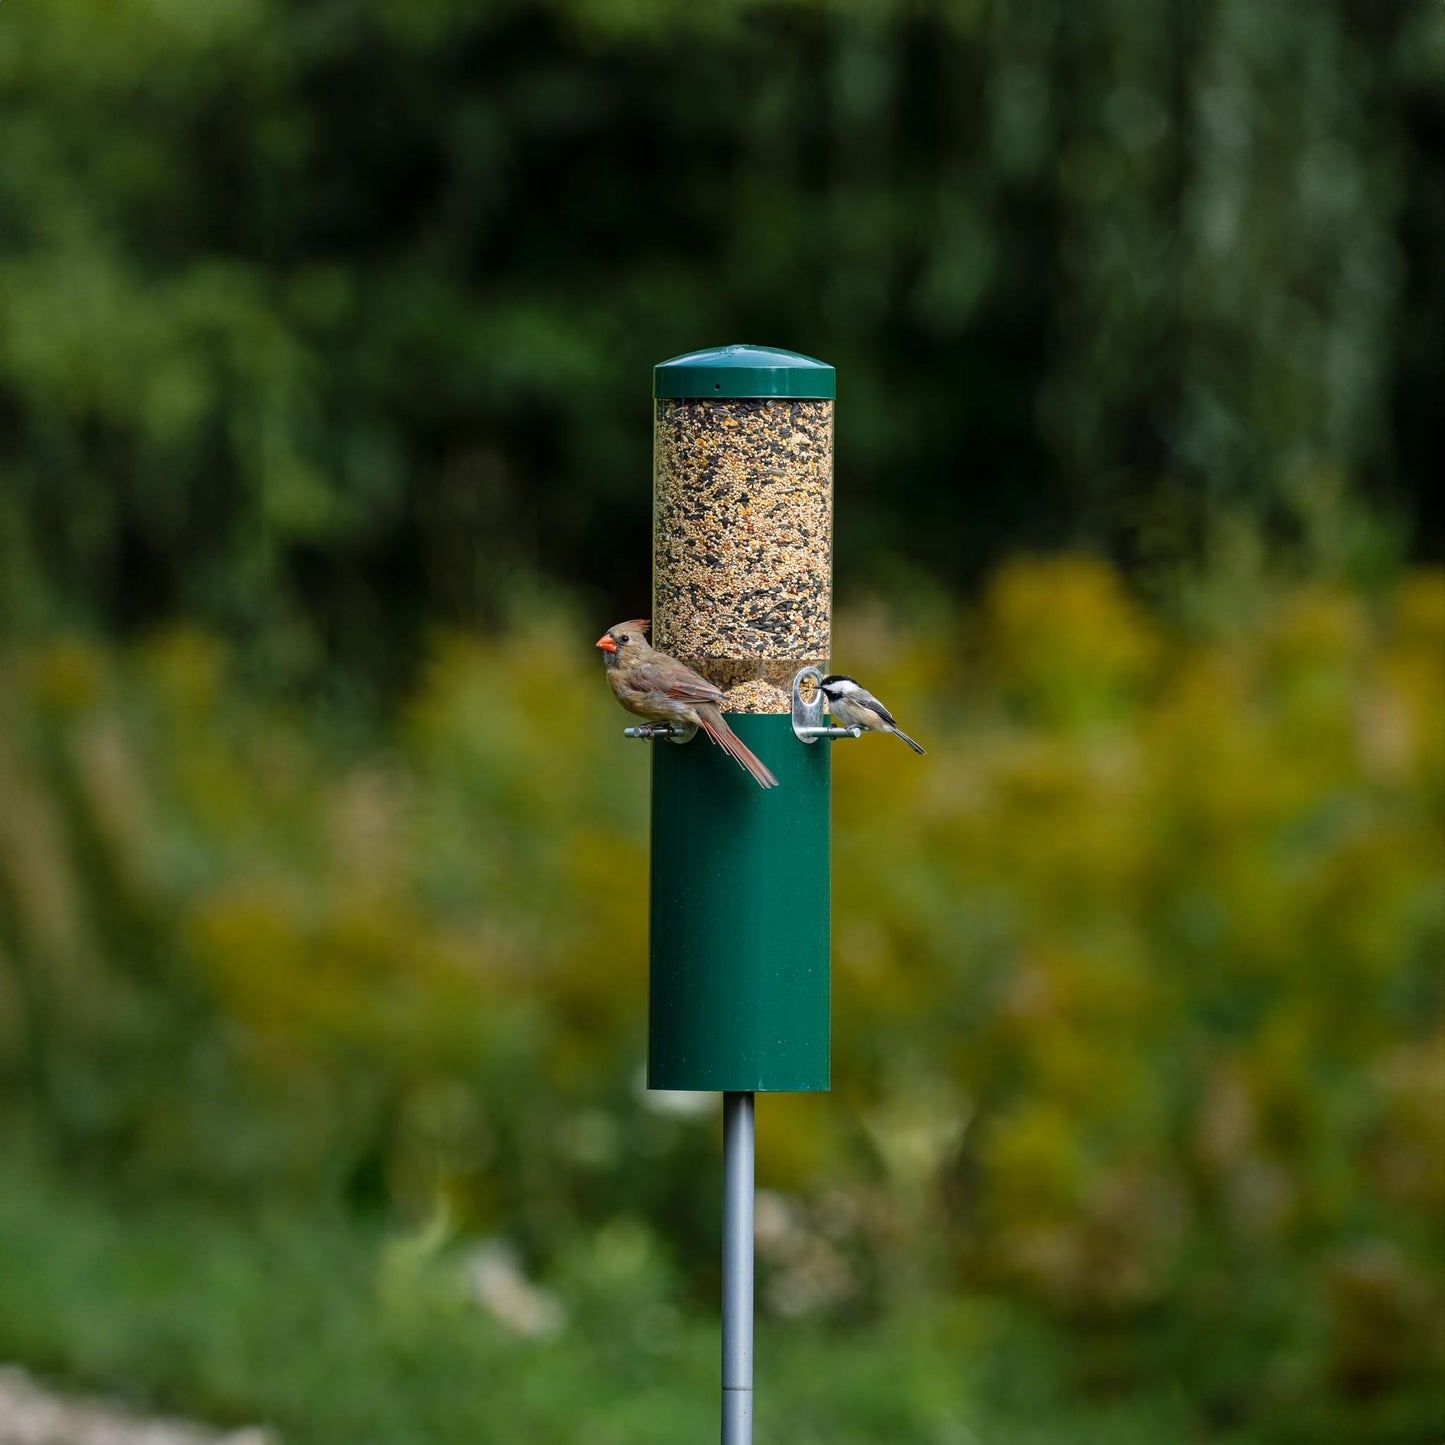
[1,560,1441,1438]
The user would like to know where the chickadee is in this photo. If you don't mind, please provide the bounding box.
[597,620,780,789]
[819,674,926,755]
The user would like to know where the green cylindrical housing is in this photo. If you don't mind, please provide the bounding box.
[648,346,834,1093]
[649,716,830,1091]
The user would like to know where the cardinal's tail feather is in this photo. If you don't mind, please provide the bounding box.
[891,727,926,756]
[695,707,780,789]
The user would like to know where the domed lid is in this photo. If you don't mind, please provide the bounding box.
[653,344,835,400]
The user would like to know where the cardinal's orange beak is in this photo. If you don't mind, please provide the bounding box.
[595,634,617,653]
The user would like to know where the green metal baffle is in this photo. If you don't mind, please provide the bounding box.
[648,712,830,1091]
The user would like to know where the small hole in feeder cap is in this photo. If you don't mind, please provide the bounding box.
[714,382,721,390]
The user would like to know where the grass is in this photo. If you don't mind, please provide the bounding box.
[0,1150,1223,1445]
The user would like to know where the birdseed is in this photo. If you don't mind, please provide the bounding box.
[653,397,832,715]
[722,679,793,715]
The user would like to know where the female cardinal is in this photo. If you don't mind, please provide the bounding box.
[596,621,779,789]
[820,674,926,754]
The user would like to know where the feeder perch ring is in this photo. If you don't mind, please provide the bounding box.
[791,666,862,743]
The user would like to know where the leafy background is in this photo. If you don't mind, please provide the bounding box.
[1,1,1442,1441]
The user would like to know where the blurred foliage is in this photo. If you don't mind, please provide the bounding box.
[1,0,1442,1435]
[2,558,1441,1439]
[1,0,1441,688]
[0,1155,1214,1445]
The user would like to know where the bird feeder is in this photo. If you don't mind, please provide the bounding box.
[636,345,836,1445]
[648,345,835,1094]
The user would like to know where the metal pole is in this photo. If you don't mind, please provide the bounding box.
[722,1090,754,1445]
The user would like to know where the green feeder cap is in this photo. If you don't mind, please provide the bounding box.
[654,344,835,400]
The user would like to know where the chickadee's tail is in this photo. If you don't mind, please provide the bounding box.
[695,706,780,789]
[891,727,926,756]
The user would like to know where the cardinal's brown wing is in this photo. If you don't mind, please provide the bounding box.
[636,655,726,707]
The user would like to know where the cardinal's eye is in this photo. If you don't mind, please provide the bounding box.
[618,634,629,643]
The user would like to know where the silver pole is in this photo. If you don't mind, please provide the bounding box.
[721,1090,754,1445]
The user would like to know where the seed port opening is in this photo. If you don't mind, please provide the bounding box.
[792,666,862,744]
